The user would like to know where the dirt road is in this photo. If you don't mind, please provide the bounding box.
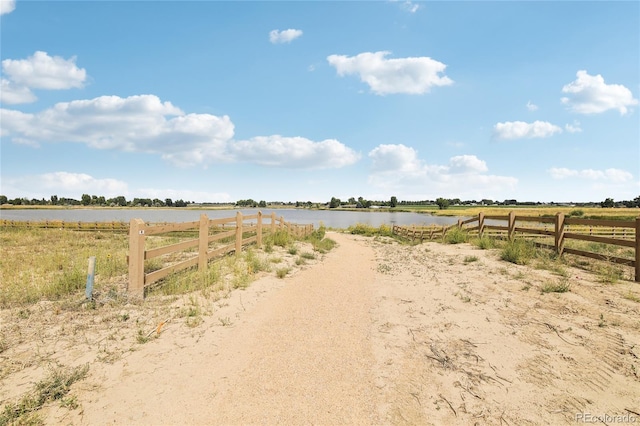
[2,232,639,425]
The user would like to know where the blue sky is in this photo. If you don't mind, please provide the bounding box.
[1,1,638,204]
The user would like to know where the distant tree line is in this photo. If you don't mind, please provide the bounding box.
[1,194,638,209]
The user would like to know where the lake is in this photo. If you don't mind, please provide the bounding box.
[0,208,463,229]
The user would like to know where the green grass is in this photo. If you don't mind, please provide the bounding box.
[463,255,479,264]
[0,227,129,306]
[0,364,89,425]
[540,279,571,294]
[276,267,290,279]
[444,227,469,244]
[500,239,536,265]
[472,236,497,250]
[347,223,393,237]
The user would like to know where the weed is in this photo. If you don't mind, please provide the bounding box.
[444,227,468,244]
[521,284,531,291]
[501,239,536,265]
[311,237,336,254]
[624,292,640,303]
[276,268,290,279]
[473,236,496,250]
[540,279,571,294]
[300,252,316,260]
[463,255,478,264]
[269,256,283,264]
[0,364,88,425]
[218,317,232,326]
[267,230,291,247]
[287,246,298,255]
[136,329,151,344]
[598,313,606,328]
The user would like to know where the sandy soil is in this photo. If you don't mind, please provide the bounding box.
[1,232,639,425]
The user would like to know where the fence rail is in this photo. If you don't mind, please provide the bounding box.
[0,219,129,231]
[392,212,640,282]
[128,211,314,298]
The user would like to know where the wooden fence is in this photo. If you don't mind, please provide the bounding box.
[0,219,129,231]
[392,212,640,282]
[128,211,314,298]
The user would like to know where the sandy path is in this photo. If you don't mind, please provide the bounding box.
[3,232,639,425]
[73,232,380,425]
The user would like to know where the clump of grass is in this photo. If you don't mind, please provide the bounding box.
[276,267,290,279]
[0,364,89,425]
[623,291,640,303]
[463,255,478,264]
[218,317,232,326]
[348,223,379,236]
[300,252,316,260]
[540,278,571,294]
[500,239,536,265]
[266,230,292,248]
[473,236,497,250]
[443,227,468,244]
[595,263,624,284]
[295,257,306,266]
[287,246,298,255]
[568,209,584,217]
[244,249,269,274]
[311,237,336,254]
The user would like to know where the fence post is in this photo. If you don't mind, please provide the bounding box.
[457,218,462,228]
[635,217,640,282]
[271,212,276,234]
[478,212,485,238]
[128,218,146,299]
[235,212,243,256]
[555,213,565,256]
[508,211,516,240]
[198,214,209,272]
[257,211,263,248]
[280,216,285,230]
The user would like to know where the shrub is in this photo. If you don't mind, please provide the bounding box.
[541,279,571,293]
[473,236,496,250]
[444,227,468,244]
[500,239,536,265]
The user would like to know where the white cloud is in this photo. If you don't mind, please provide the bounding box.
[269,29,303,44]
[0,78,36,104]
[0,0,15,15]
[493,120,562,140]
[2,51,87,90]
[369,144,422,173]
[564,120,582,133]
[1,94,357,170]
[1,95,234,166]
[561,70,638,115]
[401,1,420,13]
[327,51,453,95]
[2,172,129,199]
[367,144,516,198]
[548,167,633,183]
[228,136,360,169]
[526,101,538,111]
[448,155,488,174]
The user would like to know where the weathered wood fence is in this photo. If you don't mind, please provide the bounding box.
[128,212,313,298]
[0,219,129,231]
[392,212,640,282]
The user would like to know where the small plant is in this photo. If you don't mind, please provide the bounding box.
[444,227,468,244]
[624,291,640,303]
[473,236,496,250]
[295,257,306,266]
[276,267,290,279]
[136,329,151,344]
[501,239,536,265]
[311,237,336,254]
[287,246,298,255]
[521,284,531,291]
[268,230,292,247]
[540,279,571,294]
[218,317,232,326]
[0,364,89,424]
[300,252,316,260]
[463,255,478,264]
[598,313,606,328]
